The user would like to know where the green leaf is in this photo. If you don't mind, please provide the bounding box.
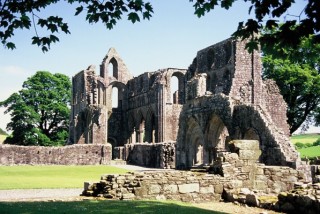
[128,12,140,23]
[75,5,83,16]
[6,42,16,50]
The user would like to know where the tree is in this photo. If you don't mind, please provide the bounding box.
[0,71,71,146]
[262,35,320,134]
[1,1,318,52]
[192,0,320,52]
[0,0,153,52]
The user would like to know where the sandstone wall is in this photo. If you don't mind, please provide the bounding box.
[124,142,175,169]
[83,140,308,202]
[0,144,111,165]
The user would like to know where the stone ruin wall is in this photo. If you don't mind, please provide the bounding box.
[69,67,108,145]
[175,38,299,169]
[0,144,111,165]
[65,37,302,170]
[83,140,320,214]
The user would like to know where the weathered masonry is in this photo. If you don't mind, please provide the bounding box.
[69,38,301,169]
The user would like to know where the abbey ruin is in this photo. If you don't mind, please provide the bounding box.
[69,38,302,170]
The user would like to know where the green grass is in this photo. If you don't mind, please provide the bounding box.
[0,134,6,144]
[291,133,320,144]
[0,165,128,190]
[0,200,223,214]
[297,146,320,158]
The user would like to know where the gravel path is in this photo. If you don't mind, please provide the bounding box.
[0,188,83,201]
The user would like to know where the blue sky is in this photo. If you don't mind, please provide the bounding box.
[0,0,316,133]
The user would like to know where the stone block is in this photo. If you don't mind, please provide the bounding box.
[149,184,161,194]
[163,184,178,194]
[84,181,93,191]
[178,183,199,193]
[200,185,214,194]
[134,186,148,197]
[214,184,224,194]
[254,180,267,190]
[246,194,259,206]
[238,149,261,161]
[122,193,135,200]
[229,140,260,151]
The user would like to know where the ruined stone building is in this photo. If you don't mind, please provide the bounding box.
[69,38,301,169]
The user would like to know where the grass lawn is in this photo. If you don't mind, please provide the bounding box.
[0,200,222,214]
[297,146,320,158]
[0,165,129,190]
[291,133,320,144]
[0,134,6,144]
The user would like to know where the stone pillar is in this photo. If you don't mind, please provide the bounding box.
[157,84,166,142]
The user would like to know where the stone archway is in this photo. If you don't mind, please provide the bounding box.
[107,137,117,159]
[243,128,260,141]
[205,114,230,164]
[185,117,205,168]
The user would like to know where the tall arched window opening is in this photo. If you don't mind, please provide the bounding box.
[171,76,179,104]
[112,87,118,108]
[108,58,119,79]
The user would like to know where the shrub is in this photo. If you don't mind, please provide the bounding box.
[313,138,320,146]
[295,142,305,149]
[305,143,313,148]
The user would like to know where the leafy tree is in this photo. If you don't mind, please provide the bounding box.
[262,35,320,134]
[192,0,320,52]
[0,0,153,52]
[0,128,7,135]
[1,1,319,52]
[0,71,71,146]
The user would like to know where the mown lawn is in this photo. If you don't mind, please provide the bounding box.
[0,165,128,190]
[297,146,320,158]
[291,133,320,144]
[0,200,222,214]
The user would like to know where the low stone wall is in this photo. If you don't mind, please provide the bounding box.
[82,140,308,203]
[276,183,320,214]
[123,142,175,168]
[0,144,111,165]
[83,171,223,202]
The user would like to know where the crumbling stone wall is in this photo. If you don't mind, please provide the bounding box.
[82,140,307,202]
[119,142,175,168]
[69,37,300,170]
[0,144,111,165]
[176,38,299,168]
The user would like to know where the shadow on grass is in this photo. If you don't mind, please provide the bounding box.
[0,200,226,214]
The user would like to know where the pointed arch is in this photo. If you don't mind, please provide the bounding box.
[145,108,156,143]
[135,110,145,143]
[109,57,119,79]
[170,71,185,104]
[205,114,230,163]
[127,113,136,143]
[185,117,205,168]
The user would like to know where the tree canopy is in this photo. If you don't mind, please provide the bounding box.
[0,71,71,146]
[262,34,320,134]
[1,1,318,52]
[0,0,153,52]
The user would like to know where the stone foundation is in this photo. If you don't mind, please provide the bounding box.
[82,140,308,202]
[116,142,175,169]
[0,144,111,165]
